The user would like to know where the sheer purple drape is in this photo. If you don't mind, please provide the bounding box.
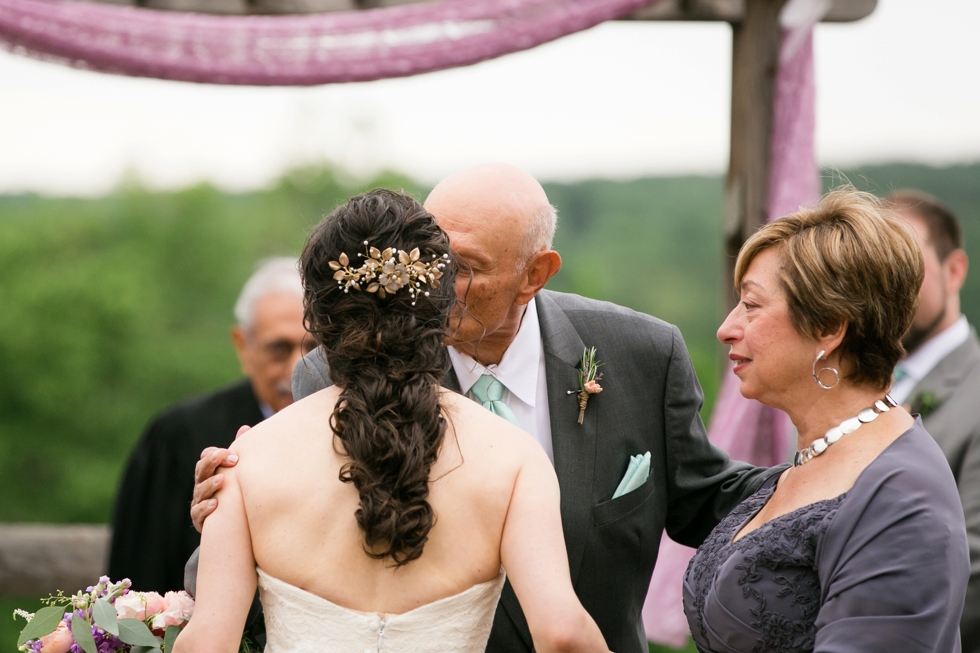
[642,8,821,648]
[0,0,658,85]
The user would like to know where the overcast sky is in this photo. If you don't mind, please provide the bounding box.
[0,0,977,196]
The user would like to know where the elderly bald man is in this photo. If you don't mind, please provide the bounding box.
[190,164,775,653]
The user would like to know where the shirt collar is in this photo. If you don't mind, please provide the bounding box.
[448,297,541,407]
[900,315,970,382]
[259,401,275,420]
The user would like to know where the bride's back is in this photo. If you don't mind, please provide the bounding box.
[230,386,533,614]
[223,188,530,615]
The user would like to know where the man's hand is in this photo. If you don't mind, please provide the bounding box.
[190,425,249,532]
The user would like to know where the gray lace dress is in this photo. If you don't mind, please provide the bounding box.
[683,419,969,653]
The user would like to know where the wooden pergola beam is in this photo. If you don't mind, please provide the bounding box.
[627,0,874,23]
[722,0,784,311]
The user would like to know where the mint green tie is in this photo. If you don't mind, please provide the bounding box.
[469,374,519,426]
[893,365,908,383]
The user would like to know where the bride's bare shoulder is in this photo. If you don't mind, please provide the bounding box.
[230,387,342,462]
[438,390,546,465]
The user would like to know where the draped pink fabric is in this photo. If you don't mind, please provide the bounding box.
[641,15,820,650]
[0,0,658,85]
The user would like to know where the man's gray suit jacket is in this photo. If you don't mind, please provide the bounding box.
[907,329,980,653]
[292,290,776,653]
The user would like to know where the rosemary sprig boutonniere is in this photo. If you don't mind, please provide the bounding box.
[574,347,603,424]
[909,391,942,417]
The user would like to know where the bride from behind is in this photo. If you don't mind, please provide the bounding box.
[173,189,610,653]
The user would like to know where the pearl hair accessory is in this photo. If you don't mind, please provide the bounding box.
[329,240,449,305]
[794,394,899,466]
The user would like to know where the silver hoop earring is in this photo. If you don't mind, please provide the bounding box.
[812,349,839,390]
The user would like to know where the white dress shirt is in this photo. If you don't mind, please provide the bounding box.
[447,298,554,464]
[891,315,970,404]
[259,402,274,420]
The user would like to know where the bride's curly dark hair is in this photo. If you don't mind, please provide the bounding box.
[299,189,457,566]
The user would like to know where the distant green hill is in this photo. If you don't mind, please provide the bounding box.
[0,161,977,525]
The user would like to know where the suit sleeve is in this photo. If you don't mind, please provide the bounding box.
[291,349,332,401]
[661,326,779,547]
[957,429,980,651]
[813,464,969,653]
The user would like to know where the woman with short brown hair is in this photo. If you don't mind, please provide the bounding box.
[683,188,969,653]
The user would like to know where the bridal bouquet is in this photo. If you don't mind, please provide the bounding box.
[13,577,192,653]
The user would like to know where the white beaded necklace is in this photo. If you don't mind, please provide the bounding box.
[794,394,899,466]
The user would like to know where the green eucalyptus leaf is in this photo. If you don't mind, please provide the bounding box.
[117,617,161,647]
[92,598,119,636]
[239,633,260,653]
[16,605,67,647]
[71,613,99,653]
[163,625,181,653]
[132,647,158,653]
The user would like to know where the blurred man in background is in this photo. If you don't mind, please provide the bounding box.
[887,191,980,652]
[109,257,309,592]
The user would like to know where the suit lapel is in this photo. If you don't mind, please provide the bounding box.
[442,366,462,394]
[536,292,596,584]
[494,292,597,650]
[908,330,980,409]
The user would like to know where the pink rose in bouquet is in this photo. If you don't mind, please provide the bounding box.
[114,592,146,621]
[144,591,168,618]
[114,589,167,621]
[151,591,195,630]
[38,621,72,653]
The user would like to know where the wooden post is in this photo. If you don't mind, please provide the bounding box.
[723,0,786,312]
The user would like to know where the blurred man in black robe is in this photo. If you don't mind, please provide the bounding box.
[109,258,309,592]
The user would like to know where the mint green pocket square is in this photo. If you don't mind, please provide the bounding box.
[612,451,651,499]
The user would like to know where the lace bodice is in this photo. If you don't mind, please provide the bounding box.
[257,567,506,653]
[682,478,843,653]
[682,422,969,653]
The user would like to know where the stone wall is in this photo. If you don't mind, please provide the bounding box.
[0,524,109,597]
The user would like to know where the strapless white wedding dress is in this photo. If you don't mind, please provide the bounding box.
[257,567,506,653]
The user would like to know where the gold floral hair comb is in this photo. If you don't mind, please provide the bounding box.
[329,240,449,305]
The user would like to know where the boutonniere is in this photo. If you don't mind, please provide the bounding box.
[570,346,603,424]
[909,391,942,417]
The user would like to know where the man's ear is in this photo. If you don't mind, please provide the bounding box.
[230,326,250,376]
[944,248,968,294]
[516,250,562,305]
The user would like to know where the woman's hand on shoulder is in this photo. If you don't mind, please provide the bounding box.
[189,402,306,532]
[190,425,250,532]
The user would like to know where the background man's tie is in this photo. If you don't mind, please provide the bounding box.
[469,374,519,426]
